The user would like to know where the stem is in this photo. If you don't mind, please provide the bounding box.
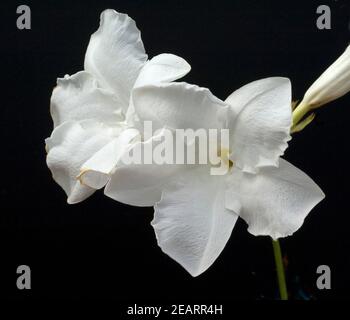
[272,239,288,300]
[292,101,309,127]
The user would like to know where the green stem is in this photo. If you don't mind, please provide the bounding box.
[292,101,309,127]
[272,239,288,300]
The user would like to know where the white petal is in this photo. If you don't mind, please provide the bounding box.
[225,159,325,239]
[50,71,124,128]
[79,128,140,189]
[84,9,147,109]
[46,121,114,204]
[104,129,184,207]
[126,53,191,129]
[225,77,292,173]
[153,166,238,277]
[132,82,228,132]
[126,54,191,128]
[134,53,191,88]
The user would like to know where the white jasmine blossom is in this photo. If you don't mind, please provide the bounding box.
[46,9,326,278]
[96,78,325,276]
[45,9,190,203]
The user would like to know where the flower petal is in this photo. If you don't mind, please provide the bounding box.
[225,159,325,239]
[153,166,238,277]
[84,9,147,109]
[46,120,114,204]
[132,82,228,132]
[104,129,185,207]
[79,128,140,189]
[50,71,124,128]
[126,54,191,127]
[134,53,191,88]
[225,78,292,173]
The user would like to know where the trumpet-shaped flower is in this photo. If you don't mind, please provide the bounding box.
[46,9,326,278]
[86,78,325,276]
[45,9,190,203]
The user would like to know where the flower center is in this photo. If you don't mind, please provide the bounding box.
[215,148,234,174]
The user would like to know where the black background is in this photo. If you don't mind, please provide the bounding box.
[0,0,349,306]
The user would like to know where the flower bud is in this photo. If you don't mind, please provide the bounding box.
[303,45,350,109]
[293,45,350,127]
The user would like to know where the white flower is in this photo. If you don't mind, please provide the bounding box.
[293,45,350,126]
[89,78,325,276]
[45,9,190,203]
[46,9,326,278]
